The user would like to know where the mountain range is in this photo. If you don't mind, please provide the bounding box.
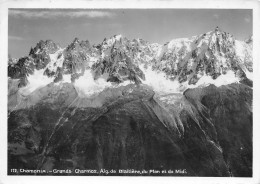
[8,27,253,176]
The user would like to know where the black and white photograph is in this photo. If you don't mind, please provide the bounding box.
[1,0,260,184]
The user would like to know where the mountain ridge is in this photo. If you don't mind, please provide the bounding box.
[8,27,253,177]
[8,27,252,93]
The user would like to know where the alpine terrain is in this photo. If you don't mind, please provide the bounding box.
[8,27,253,176]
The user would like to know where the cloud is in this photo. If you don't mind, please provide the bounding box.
[213,14,219,19]
[8,35,24,41]
[9,9,115,19]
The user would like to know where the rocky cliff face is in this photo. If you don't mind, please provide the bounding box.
[8,27,253,176]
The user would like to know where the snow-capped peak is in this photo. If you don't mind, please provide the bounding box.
[114,34,122,41]
[8,28,253,97]
[102,34,123,46]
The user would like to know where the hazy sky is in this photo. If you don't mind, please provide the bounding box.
[8,9,252,58]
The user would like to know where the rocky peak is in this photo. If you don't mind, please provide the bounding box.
[194,27,235,52]
[66,38,91,52]
[30,40,59,56]
[152,27,252,85]
[73,37,80,44]
[245,35,253,44]
[67,38,81,50]
[101,34,124,48]
[92,35,147,84]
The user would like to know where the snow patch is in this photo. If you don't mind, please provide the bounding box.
[245,71,253,81]
[140,66,182,94]
[73,70,112,97]
[235,40,247,61]
[62,74,72,83]
[140,65,240,95]
[47,49,64,72]
[115,34,122,41]
[19,69,53,95]
[189,70,239,88]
